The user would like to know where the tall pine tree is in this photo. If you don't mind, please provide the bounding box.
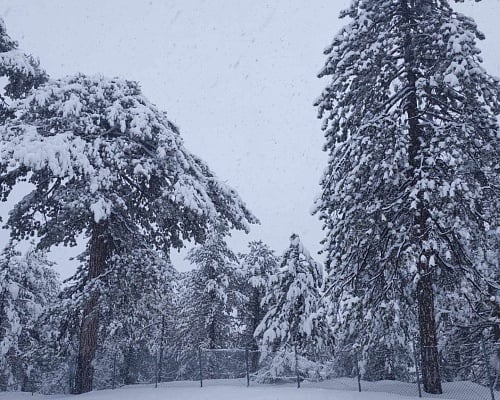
[315,0,499,394]
[0,74,257,393]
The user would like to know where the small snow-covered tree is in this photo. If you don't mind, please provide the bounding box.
[183,227,243,350]
[0,74,257,393]
[173,228,244,379]
[0,244,59,391]
[239,241,278,369]
[315,0,499,393]
[256,234,329,381]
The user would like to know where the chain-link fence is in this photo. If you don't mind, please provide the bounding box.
[319,341,499,400]
[27,341,499,399]
[198,348,260,386]
[436,341,499,400]
[250,341,498,400]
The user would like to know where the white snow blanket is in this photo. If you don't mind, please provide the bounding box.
[1,378,498,400]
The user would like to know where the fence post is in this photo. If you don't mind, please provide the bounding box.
[481,339,496,400]
[158,315,165,385]
[413,340,422,398]
[198,347,203,388]
[112,353,117,390]
[155,350,159,389]
[245,347,250,387]
[30,363,35,396]
[354,350,362,392]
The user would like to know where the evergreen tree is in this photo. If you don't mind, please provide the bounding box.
[0,74,257,393]
[315,0,499,394]
[0,245,59,391]
[174,228,244,378]
[256,234,329,381]
[239,241,278,370]
[184,227,243,350]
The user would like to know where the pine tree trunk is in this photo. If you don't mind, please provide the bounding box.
[73,221,109,394]
[402,0,442,394]
[416,268,442,394]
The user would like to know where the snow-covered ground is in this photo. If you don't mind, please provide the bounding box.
[1,378,497,400]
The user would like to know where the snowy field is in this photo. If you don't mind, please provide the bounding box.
[1,378,497,400]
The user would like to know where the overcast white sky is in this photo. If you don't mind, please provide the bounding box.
[1,0,499,277]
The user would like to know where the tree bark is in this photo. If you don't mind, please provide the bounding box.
[402,0,442,394]
[416,258,442,394]
[73,221,110,394]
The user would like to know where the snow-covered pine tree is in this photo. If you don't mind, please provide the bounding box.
[255,234,329,381]
[184,227,243,349]
[0,74,257,393]
[0,18,46,121]
[239,241,279,370]
[315,0,499,394]
[174,227,244,378]
[0,244,59,391]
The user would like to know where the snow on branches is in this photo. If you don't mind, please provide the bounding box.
[0,74,257,250]
[256,234,330,380]
[315,0,499,393]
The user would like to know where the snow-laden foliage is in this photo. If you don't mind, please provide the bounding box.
[183,227,244,350]
[252,348,333,383]
[0,245,59,391]
[242,241,279,296]
[238,241,278,352]
[0,73,257,393]
[97,250,175,354]
[315,0,499,393]
[315,0,499,354]
[171,228,245,379]
[0,18,46,120]
[169,272,198,380]
[96,250,176,387]
[256,234,330,381]
[1,74,256,249]
[39,248,176,389]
